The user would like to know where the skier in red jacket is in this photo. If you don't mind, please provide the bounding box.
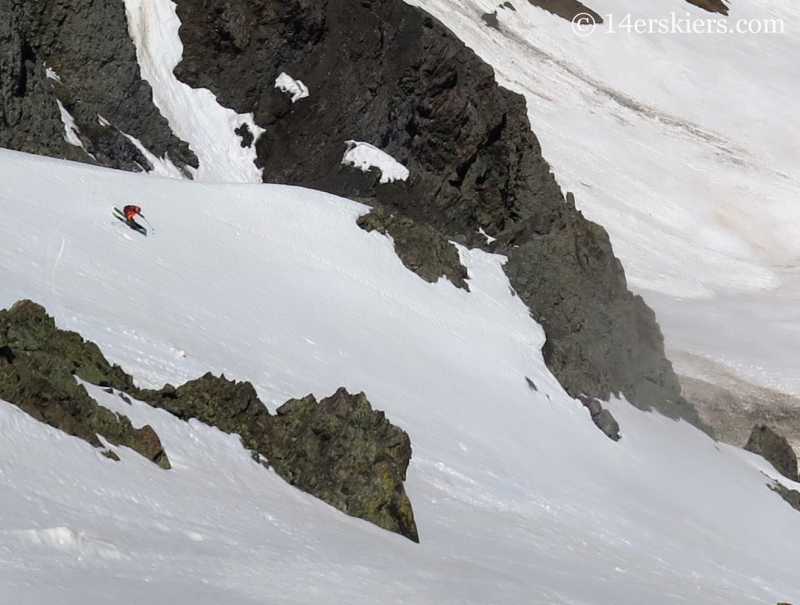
[123,205,143,222]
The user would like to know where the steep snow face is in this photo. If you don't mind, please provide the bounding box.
[123,0,264,182]
[408,0,800,392]
[1,149,800,603]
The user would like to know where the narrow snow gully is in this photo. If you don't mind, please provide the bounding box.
[123,0,265,183]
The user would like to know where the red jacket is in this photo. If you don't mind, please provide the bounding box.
[123,205,142,221]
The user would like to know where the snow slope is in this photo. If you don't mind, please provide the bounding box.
[1,148,800,603]
[409,0,800,393]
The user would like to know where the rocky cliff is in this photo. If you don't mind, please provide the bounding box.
[0,0,196,172]
[171,0,703,427]
[0,0,707,429]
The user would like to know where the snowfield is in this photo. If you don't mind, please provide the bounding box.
[1,148,800,603]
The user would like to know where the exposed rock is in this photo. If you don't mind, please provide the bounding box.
[0,300,170,469]
[771,482,800,513]
[0,0,197,173]
[502,3,517,11]
[527,0,603,24]
[357,206,469,290]
[580,396,620,441]
[685,0,729,16]
[270,388,418,542]
[745,425,798,481]
[481,12,501,30]
[171,0,698,428]
[136,374,418,541]
[102,449,121,461]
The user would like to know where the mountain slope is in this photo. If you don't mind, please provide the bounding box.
[0,148,799,603]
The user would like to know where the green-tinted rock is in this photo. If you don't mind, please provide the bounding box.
[270,388,418,542]
[357,207,469,291]
[746,425,798,481]
[138,375,418,541]
[0,300,170,469]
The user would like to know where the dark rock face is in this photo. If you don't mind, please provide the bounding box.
[357,206,469,290]
[685,0,729,15]
[527,0,603,24]
[0,300,170,468]
[137,375,418,541]
[745,425,798,481]
[0,0,196,173]
[170,0,700,427]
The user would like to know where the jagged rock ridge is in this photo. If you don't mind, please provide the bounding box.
[136,376,419,542]
[0,300,170,468]
[171,0,704,428]
[0,300,417,541]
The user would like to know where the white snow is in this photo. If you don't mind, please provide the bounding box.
[1,147,800,603]
[56,100,84,149]
[477,227,496,244]
[122,133,187,179]
[274,72,310,102]
[123,0,264,182]
[45,66,62,82]
[405,0,800,393]
[342,140,410,184]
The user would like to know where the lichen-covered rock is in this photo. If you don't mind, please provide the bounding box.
[357,207,469,290]
[745,425,798,481]
[137,375,418,541]
[0,300,170,469]
[269,388,418,542]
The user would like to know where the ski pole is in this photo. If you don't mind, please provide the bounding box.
[140,214,155,233]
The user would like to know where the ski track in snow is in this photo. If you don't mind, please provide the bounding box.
[0,149,799,603]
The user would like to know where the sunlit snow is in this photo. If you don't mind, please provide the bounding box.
[1,148,799,603]
[275,72,310,103]
[342,140,410,184]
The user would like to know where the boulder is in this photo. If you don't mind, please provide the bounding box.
[745,425,798,481]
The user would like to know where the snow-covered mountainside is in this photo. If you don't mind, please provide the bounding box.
[1,148,800,604]
[410,0,800,427]
[3,0,800,602]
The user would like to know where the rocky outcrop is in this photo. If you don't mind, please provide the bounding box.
[357,206,469,290]
[0,300,170,468]
[527,0,603,24]
[685,0,729,15]
[0,0,196,173]
[580,396,620,441]
[745,425,798,481]
[136,375,419,542]
[170,0,699,427]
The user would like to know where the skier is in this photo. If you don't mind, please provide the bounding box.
[113,204,148,235]
[123,205,143,222]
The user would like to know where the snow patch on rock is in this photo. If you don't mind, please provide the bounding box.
[342,141,409,184]
[56,100,89,153]
[274,72,309,103]
[45,66,62,82]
